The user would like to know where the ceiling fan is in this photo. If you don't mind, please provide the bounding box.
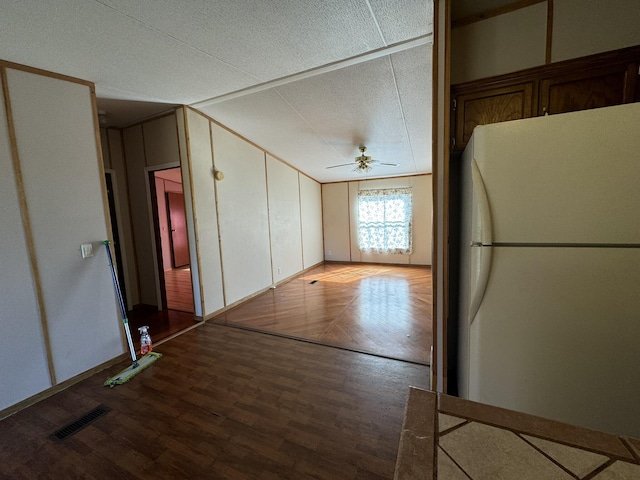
[326,146,399,173]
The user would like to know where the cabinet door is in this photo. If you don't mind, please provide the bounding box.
[539,65,631,115]
[453,82,534,151]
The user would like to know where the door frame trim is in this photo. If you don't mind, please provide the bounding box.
[144,162,192,312]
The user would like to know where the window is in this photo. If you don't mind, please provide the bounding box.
[357,187,412,254]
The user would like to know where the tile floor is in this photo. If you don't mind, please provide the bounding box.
[395,388,640,480]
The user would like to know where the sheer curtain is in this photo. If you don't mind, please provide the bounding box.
[357,187,412,254]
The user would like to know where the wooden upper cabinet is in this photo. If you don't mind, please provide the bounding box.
[453,82,535,151]
[451,46,640,152]
[539,65,632,116]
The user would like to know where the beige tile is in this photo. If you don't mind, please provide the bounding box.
[439,421,574,480]
[439,413,466,433]
[592,461,640,479]
[437,447,469,480]
[438,394,634,461]
[523,434,609,478]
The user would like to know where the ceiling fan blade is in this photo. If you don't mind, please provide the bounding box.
[326,163,356,169]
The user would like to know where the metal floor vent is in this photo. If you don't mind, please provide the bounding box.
[51,405,111,441]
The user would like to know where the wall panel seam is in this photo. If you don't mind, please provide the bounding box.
[298,173,305,267]
[209,120,227,307]
[264,154,275,285]
[183,108,206,315]
[1,67,57,386]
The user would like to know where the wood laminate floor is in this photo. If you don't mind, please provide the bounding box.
[128,307,197,352]
[0,324,430,479]
[164,267,194,313]
[213,263,432,364]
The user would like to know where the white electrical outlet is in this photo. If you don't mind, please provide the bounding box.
[277,266,282,274]
[81,243,93,258]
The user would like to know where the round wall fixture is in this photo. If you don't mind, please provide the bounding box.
[214,170,224,181]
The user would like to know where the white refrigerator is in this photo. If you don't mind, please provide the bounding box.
[457,102,640,438]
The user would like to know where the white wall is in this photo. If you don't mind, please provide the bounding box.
[212,124,273,305]
[176,108,203,317]
[102,128,139,308]
[143,115,181,167]
[323,175,432,265]
[451,2,547,85]
[7,69,123,383]
[552,0,640,62]
[322,182,351,261]
[451,0,640,84]
[0,65,123,411]
[266,154,303,283]
[299,174,324,268]
[122,124,157,306]
[122,113,183,307]
[120,108,322,318]
[181,108,224,316]
[0,72,52,411]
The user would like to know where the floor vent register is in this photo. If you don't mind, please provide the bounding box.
[51,404,111,441]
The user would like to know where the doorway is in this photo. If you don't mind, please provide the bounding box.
[150,167,194,314]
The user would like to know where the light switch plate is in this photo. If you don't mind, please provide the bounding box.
[81,243,93,258]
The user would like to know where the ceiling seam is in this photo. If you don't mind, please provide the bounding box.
[387,55,418,174]
[364,0,388,45]
[91,0,263,83]
[192,34,432,108]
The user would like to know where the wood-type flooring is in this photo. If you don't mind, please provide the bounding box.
[128,307,197,352]
[0,324,430,479]
[164,267,194,313]
[213,263,432,364]
[124,267,196,351]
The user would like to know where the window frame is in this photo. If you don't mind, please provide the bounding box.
[357,187,413,255]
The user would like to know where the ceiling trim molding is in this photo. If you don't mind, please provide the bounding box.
[191,34,433,108]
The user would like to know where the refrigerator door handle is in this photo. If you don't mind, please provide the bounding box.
[471,159,493,246]
[469,245,492,324]
[469,159,493,324]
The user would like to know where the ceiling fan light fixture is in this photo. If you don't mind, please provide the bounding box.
[354,163,373,173]
[326,145,397,172]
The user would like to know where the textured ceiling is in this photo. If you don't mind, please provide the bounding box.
[0,0,434,182]
[200,45,432,182]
